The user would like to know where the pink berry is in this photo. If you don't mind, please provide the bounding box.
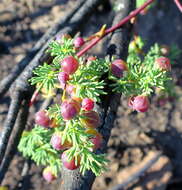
[85,128,102,150]
[50,133,72,150]
[73,37,85,48]
[155,57,171,71]
[132,96,150,112]
[111,59,127,78]
[61,151,80,170]
[81,111,100,128]
[61,100,80,120]
[58,72,69,88]
[43,167,56,182]
[82,98,94,111]
[35,110,50,127]
[61,56,79,75]
[50,133,62,150]
[91,134,102,150]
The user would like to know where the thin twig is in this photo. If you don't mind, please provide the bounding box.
[174,0,182,12]
[76,0,155,57]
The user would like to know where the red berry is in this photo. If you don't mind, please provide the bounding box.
[155,57,171,71]
[61,56,79,75]
[61,100,80,120]
[43,167,56,182]
[61,151,80,170]
[85,128,102,150]
[58,72,69,88]
[111,59,127,78]
[73,37,85,48]
[50,133,72,151]
[35,110,50,127]
[81,111,100,128]
[132,96,150,112]
[82,98,94,111]
[91,134,102,150]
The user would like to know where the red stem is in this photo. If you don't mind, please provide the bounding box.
[174,0,182,12]
[77,0,155,57]
[29,89,39,107]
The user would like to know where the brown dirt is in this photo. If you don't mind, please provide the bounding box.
[0,0,182,190]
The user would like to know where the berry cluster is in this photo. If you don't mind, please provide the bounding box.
[18,34,176,182]
[110,36,174,113]
[34,46,104,180]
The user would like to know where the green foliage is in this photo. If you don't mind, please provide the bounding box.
[61,120,108,176]
[111,42,172,96]
[48,39,75,57]
[29,63,57,93]
[18,126,61,175]
[19,34,180,180]
[69,78,106,102]
[19,36,110,177]
[79,57,109,78]
[48,39,76,68]
[136,0,154,9]
[48,104,65,127]
[68,57,109,102]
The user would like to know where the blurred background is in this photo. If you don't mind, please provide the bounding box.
[0,0,182,189]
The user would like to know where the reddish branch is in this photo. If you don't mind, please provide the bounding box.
[174,0,182,12]
[77,0,155,57]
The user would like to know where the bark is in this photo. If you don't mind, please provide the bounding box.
[0,91,23,165]
[0,99,30,183]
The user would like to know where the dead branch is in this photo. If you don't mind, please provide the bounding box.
[0,91,23,165]
[0,99,30,183]
[58,1,135,190]
[0,0,85,98]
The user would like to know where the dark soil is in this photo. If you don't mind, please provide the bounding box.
[0,0,182,189]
